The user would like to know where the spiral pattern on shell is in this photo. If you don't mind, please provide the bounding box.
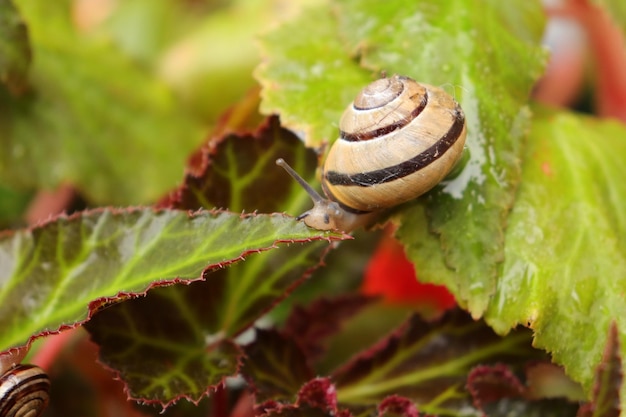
[0,365,50,417]
[322,74,467,213]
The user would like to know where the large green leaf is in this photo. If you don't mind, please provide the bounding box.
[256,3,369,147]
[256,0,547,315]
[349,0,546,315]
[83,119,350,406]
[85,236,335,406]
[485,108,626,404]
[0,208,335,354]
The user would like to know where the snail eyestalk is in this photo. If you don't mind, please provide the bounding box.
[276,158,367,232]
[275,158,324,203]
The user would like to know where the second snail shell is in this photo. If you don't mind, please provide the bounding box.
[322,75,467,213]
[0,364,50,417]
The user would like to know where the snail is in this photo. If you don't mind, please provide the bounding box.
[277,74,467,232]
[0,364,50,417]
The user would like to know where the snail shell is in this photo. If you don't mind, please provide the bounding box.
[0,364,50,417]
[277,74,467,232]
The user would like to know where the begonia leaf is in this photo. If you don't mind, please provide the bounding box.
[333,311,545,415]
[1,0,204,204]
[84,120,348,407]
[0,208,336,355]
[242,329,314,402]
[485,109,626,404]
[256,0,548,315]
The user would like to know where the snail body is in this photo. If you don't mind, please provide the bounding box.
[277,74,467,232]
[0,364,50,417]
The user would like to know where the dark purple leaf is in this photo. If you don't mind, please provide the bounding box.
[283,295,375,362]
[333,310,546,413]
[242,329,314,402]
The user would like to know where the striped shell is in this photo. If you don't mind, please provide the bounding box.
[322,75,466,213]
[276,74,467,231]
[0,365,50,417]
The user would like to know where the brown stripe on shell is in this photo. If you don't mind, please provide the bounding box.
[325,105,465,187]
[340,91,428,142]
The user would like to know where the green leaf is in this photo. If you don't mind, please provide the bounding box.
[389,0,546,315]
[172,116,320,215]
[86,284,245,406]
[0,0,205,204]
[256,0,548,315]
[0,0,31,94]
[256,5,372,146]
[83,122,349,406]
[333,311,545,415]
[99,0,272,122]
[394,205,457,298]
[150,0,266,123]
[486,108,626,404]
[0,208,335,353]
[85,235,335,406]
[0,184,31,229]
